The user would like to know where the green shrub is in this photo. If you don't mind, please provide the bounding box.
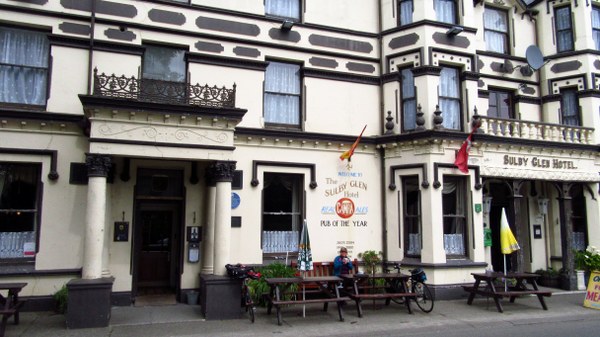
[247,263,298,306]
[53,285,68,314]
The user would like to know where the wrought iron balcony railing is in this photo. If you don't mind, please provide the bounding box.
[479,116,595,145]
[92,69,236,108]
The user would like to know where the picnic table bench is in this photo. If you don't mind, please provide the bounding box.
[0,282,27,337]
[463,272,551,313]
[265,276,350,325]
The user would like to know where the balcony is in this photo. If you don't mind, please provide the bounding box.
[479,116,595,145]
[91,68,236,108]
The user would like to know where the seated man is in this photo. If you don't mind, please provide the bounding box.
[333,247,354,276]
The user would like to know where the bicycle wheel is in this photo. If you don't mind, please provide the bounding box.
[387,279,405,304]
[412,281,434,313]
[245,294,255,323]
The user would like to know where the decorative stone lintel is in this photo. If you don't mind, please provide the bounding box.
[207,161,236,183]
[461,71,480,81]
[85,154,112,178]
[410,66,442,77]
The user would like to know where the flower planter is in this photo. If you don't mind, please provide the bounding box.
[538,276,561,288]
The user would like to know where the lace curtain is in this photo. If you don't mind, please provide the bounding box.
[0,27,49,105]
[265,0,300,20]
[142,45,185,82]
[484,8,507,53]
[440,67,460,130]
[435,0,456,24]
[442,179,466,256]
[264,62,301,125]
[561,89,580,126]
[399,0,413,26]
[262,174,302,252]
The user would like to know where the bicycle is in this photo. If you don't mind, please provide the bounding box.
[384,263,434,313]
[225,264,262,323]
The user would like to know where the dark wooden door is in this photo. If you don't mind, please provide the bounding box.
[134,203,181,294]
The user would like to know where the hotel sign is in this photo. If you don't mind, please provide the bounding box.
[503,155,578,169]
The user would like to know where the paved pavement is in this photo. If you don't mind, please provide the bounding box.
[4,290,598,337]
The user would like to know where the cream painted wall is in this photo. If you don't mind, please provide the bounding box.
[304,78,380,136]
[46,47,88,114]
[305,0,378,33]
[230,145,382,263]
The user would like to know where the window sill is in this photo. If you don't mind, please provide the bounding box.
[400,257,488,269]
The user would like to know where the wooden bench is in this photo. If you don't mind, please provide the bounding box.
[290,260,358,277]
[0,282,27,337]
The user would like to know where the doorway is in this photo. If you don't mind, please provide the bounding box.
[487,182,511,272]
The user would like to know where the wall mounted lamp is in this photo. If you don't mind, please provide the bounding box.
[482,196,493,214]
[280,20,294,31]
[537,197,549,216]
[446,26,463,37]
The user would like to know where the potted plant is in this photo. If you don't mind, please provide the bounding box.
[534,268,561,288]
[53,284,68,314]
[357,250,382,275]
[574,246,600,288]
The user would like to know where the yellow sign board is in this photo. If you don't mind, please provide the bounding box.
[583,271,600,310]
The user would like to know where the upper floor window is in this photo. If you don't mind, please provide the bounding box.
[0,163,41,260]
[403,176,421,257]
[592,7,600,50]
[0,27,49,106]
[398,0,413,26]
[439,67,461,130]
[264,61,301,126]
[484,7,509,54]
[435,0,456,25]
[560,88,580,126]
[442,176,467,257]
[401,68,416,131]
[488,89,513,120]
[555,6,574,52]
[142,45,186,82]
[265,0,300,21]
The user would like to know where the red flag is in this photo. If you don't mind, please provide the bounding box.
[454,129,476,174]
[340,125,367,161]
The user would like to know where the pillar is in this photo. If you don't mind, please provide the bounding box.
[82,154,111,280]
[208,161,235,276]
[557,182,577,290]
[510,180,526,273]
[201,175,217,274]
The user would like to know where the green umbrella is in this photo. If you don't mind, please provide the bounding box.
[297,219,313,317]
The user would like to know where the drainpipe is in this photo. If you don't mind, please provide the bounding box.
[377,0,388,263]
[87,0,96,95]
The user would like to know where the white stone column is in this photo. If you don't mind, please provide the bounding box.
[82,154,112,280]
[209,161,235,276]
[201,182,217,274]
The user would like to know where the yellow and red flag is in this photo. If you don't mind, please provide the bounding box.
[340,125,367,162]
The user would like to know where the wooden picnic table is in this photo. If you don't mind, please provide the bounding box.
[462,272,552,313]
[0,282,27,337]
[265,276,350,325]
[340,273,416,317]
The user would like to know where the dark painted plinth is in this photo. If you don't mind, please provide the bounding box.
[66,277,114,329]
[200,274,242,320]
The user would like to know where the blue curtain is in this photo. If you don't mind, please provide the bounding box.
[561,89,580,126]
[401,68,416,130]
[555,6,573,52]
[399,0,413,26]
[265,0,300,20]
[0,27,49,105]
[592,8,600,50]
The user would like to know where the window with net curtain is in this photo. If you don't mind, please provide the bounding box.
[435,0,456,24]
[0,27,49,106]
[401,68,416,131]
[398,0,413,26]
[262,173,303,254]
[439,67,461,130]
[403,176,422,257]
[142,45,186,82]
[592,7,600,51]
[484,7,508,54]
[0,163,41,260]
[264,62,301,126]
[560,88,580,126]
[442,176,467,257]
[265,0,300,21]
[555,6,574,52]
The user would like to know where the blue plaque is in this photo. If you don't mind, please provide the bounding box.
[231,192,241,209]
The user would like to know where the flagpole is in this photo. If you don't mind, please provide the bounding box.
[504,255,508,292]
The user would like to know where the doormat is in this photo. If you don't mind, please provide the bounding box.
[134,294,177,307]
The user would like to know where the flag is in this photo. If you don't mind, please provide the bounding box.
[340,125,367,162]
[500,208,520,254]
[454,127,477,173]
